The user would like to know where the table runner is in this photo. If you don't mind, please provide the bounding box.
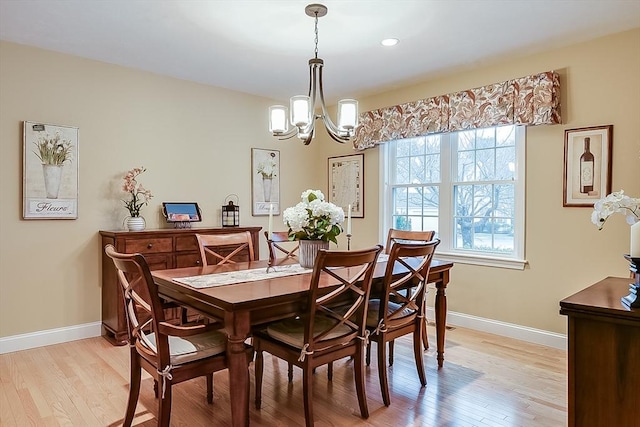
[174,254,391,289]
[174,264,313,289]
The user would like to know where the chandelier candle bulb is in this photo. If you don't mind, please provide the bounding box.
[290,96,312,128]
[269,106,288,133]
[632,222,640,258]
[338,100,358,130]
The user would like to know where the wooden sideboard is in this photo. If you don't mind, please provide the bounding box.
[99,226,262,345]
[559,276,640,427]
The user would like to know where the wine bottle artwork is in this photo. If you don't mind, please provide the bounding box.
[579,137,594,194]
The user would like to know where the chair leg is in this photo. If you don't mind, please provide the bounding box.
[123,353,141,427]
[255,349,264,409]
[365,341,372,366]
[422,317,429,350]
[327,362,333,381]
[302,365,314,427]
[288,362,294,383]
[377,339,391,406]
[158,381,172,427]
[354,346,370,418]
[388,340,395,366]
[414,326,427,387]
[206,373,213,404]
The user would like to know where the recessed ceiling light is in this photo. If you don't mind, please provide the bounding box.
[381,38,399,47]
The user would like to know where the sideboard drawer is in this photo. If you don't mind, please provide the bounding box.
[125,238,173,254]
[175,252,202,268]
[175,235,198,252]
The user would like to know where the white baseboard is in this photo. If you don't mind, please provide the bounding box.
[0,322,103,355]
[0,311,568,355]
[426,307,567,350]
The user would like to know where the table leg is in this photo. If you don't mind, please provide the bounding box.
[435,282,447,368]
[224,310,251,427]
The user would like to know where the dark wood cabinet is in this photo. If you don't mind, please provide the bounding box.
[559,276,640,427]
[100,227,261,345]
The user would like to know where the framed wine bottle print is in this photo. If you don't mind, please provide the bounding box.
[563,125,612,207]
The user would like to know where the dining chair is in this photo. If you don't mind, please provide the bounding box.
[253,245,383,427]
[195,231,255,266]
[367,238,440,406]
[382,228,436,365]
[265,230,299,265]
[104,244,252,427]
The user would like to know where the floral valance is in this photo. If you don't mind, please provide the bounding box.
[353,70,561,150]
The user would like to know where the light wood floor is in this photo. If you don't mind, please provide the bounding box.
[0,325,567,426]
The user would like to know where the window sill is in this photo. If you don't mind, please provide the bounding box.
[435,251,528,270]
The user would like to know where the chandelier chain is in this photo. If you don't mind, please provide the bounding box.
[314,12,319,59]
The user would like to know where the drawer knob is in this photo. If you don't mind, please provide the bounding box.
[196,260,201,265]
[147,243,153,249]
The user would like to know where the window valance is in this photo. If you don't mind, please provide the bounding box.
[353,70,561,150]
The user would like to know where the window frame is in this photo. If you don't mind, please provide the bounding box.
[380,125,527,270]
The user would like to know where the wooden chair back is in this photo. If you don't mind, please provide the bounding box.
[265,231,299,264]
[304,245,383,355]
[384,228,435,254]
[196,231,255,266]
[378,239,440,332]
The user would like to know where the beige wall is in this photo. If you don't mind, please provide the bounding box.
[319,28,640,334]
[0,41,323,338]
[1,28,638,340]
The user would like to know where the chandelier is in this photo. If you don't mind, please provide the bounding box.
[268,3,358,145]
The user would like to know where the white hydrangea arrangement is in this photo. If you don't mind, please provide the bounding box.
[591,190,639,230]
[283,189,345,243]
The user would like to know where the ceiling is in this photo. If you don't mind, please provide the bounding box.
[1,1,639,104]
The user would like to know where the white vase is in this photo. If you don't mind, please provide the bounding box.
[125,216,146,231]
[631,221,640,257]
[263,177,272,202]
[42,164,63,199]
[298,240,329,269]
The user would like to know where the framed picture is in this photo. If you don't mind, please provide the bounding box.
[328,153,364,218]
[252,148,280,216]
[162,202,202,222]
[23,121,79,219]
[563,125,612,207]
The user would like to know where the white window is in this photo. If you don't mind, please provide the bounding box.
[381,125,526,269]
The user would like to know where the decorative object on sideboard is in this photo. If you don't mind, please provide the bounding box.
[162,202,202,229]
[268,3,358,145]
[622,255,640,309]
[283,189,345,268]
[591,190,640,257]
[563,125,613,207]
[122,166,152,231]
[23,121,79,219]
[222,194,240,227]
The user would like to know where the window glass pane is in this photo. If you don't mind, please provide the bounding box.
[410,137,425,155]
[396,139,411,157]
[496,126,515,146]
[476,149,495,180]
[457,150,475,182]
[410,156,425,183]
[396,157,410,184]
[495,184,515,218]
[457,130,475,150]
[425,135,441,154]
[392,187,407,215]
[425,153,440,183]
[476,128,495,149]
[496,147,516,180]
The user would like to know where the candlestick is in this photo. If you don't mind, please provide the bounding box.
[347,204,352,235]
[268,203,273,239]
[347,233,352,251]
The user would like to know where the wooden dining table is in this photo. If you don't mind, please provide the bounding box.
[152,257,453,427]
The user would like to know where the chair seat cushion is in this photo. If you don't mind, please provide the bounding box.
[366,299,416,328]
[144,330,227,365]
[266,315,354,349]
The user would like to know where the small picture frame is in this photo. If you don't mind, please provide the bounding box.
[563,125,612,207]
[252,148,280,216]
[23,121,79,219]
[328,153,364,218]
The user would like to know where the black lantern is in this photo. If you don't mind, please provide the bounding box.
[222,194,240,227]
